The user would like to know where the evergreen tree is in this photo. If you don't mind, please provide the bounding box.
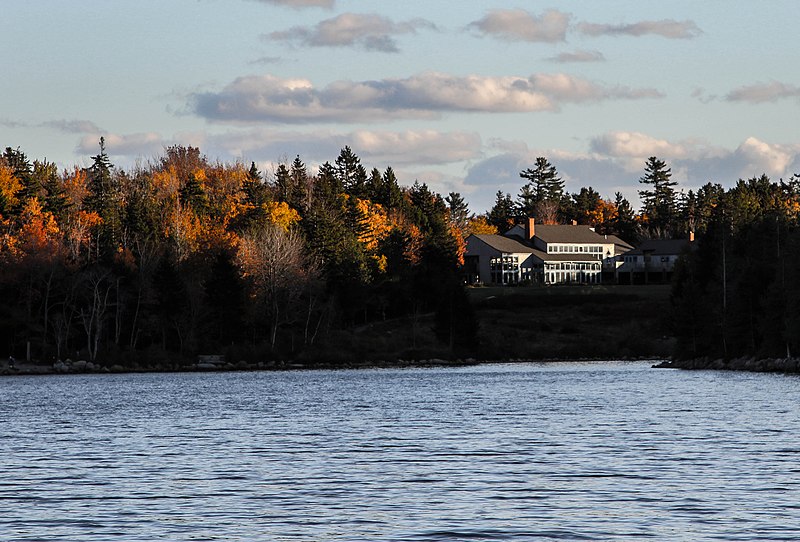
[290,155,310,211]
[380,167,404,211]
[613,192,639,242]
[638,156,678,238]
[519,157,564,204]
[486,191,515,233]
[570,186,602,224]
[242,161,270,206]
[335,146,368,198]
[445,191,470,231]
[85,137,122,258]
[35,160,69,222]
[515,183,538,220]
[179,171,209,215]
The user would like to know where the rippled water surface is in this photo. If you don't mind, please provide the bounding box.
[2,361,800,541]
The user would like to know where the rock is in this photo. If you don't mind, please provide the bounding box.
[73,360,88,372]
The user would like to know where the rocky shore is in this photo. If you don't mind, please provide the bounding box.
[0,357,481,376]
[653,357,800,373]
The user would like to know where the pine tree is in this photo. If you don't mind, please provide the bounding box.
[243,161,270,207]
[638,156,678,238]
[613,192,638,242]
[519,157,564,204]
[487,191,515,233]
[85,138,122,258]
[335,146,367,198]
[515,183,538,220]
[445,191,470,231]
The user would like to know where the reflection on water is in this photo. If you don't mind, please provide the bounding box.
[2,361,800,541]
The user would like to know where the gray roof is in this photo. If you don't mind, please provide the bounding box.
[532,224,607,244]
[627,238,693,256]
[469,234,536,254]
[603,234,634,251]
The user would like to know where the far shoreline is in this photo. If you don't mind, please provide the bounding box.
[0,356,665,377]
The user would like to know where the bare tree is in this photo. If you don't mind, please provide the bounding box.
[78,268,113,361]
[238,225,318,350]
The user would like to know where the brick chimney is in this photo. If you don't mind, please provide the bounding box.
[525,217,535,239]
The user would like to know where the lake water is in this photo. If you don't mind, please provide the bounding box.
[2,361,800,541]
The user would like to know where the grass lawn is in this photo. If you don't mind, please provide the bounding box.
[469,284,673,361]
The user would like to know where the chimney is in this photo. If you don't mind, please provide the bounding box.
[689,230,695,242]
[526,217,535,239]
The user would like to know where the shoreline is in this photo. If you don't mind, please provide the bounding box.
[0,356,663,377]
[653,357,800,373]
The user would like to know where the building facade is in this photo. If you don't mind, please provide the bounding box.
[465,219,632,285]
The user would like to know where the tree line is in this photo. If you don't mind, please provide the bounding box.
[670,174,800,361]
[486,156,717,243]
[0,141,476,365]
[3,141,798,365]
[481,156,800,362]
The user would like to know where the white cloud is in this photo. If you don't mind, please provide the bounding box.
[268,13,434,53]
[77,132,168,159]
[725,81,800,103]
[547,50,605,63]
[590,131,694,160]
[189,72,663,124]
[577,19,702,39]
[463,133,800,213]
[469,9,570,43]
[208,128,483,166]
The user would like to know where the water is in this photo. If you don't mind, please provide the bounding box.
[2,361,800,541]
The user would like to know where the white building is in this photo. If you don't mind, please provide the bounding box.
[465,219,632,285]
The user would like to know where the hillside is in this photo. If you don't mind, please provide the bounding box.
[470,284,673,361]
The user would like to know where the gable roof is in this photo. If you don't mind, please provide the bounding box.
[532,224,607,244]
[469,234,536,254]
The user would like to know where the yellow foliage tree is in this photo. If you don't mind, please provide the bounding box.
[264,201,301,231]
[0,164,22,214]
[465,216,498,235]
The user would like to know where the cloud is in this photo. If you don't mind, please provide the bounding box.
[469,9,570,43]
[577,19,702,39]
[249,56,283,66]
[464,133,800,213]
[208,128,483,166]
[725,81,800,103]
[547,50,605,63]
[251,0,334,9]
[42,119,103,134]
[267,13,434,53]
[0,118,103,134]
[189,72,663,124]
[590,131,695,160]
[77,132,168,159]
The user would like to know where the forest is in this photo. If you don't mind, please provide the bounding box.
[1,141,799,367]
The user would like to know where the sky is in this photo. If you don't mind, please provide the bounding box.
[3,1,800,214]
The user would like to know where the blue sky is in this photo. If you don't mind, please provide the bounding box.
[3,1,800,213]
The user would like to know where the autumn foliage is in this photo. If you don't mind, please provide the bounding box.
[0,144,474,365]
